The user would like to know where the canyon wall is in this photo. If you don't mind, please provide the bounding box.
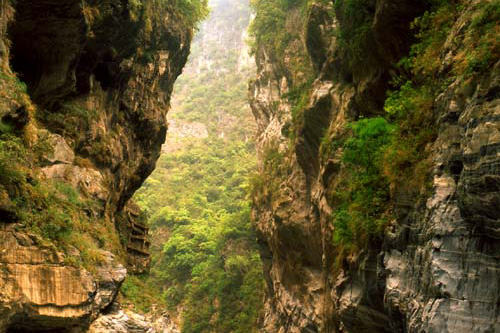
[0,0,192,331]
[250,0,500,332]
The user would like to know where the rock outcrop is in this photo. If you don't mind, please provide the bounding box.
[0,0,191,331]
[89,304,179,333]
[250,1,500,332]
[0,230,126,332]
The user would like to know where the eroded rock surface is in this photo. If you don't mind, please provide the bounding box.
[250,1,500,332]
[0,0,191,331]
[0,230,126,332]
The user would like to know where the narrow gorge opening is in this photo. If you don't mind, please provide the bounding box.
[1,0,498,331]
[123,0,266,330]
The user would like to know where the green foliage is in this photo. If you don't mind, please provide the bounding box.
[134,139,264,332]
[284,78,314,132]
[460,0,500,76]
[172,0,210,26]
[405,0,459,78]
[128,0,143,21]
[0,120,13,134]
[0,134,28,185]
[248,0,288,55]
[329,0,500,251]
[383,80,436,191]
[248,0,312,60]
[121,274,163,313]
[139,0,208,40]
[406,0,499,79]
[248,0,316,135]
[343,118,395,171]
[250,141,287,208]
[160,0,210,29]
[0,68,28,100]
[332,118,394,250]
[174,72,253,137]
[131,1,264,330]
[171,0,253,138]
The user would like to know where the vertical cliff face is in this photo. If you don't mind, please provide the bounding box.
[0,0,191,331]
[249,0,500,332]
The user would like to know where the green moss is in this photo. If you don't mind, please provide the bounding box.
[0,67,30,113]
[0,134,28,186]
[284,77,314,132]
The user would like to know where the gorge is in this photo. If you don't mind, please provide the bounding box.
[0,0,499,332]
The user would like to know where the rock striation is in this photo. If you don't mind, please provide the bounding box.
[250,1,500,332]
[0,0,191,331]
[0,230,126,332]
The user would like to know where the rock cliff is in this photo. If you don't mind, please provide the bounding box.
[0,0,192,331]
[249,0,500,332]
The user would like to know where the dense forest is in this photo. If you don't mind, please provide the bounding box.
[124,0,265,331]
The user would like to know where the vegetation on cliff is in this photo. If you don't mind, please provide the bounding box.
[248,0,500,331]
[250,0,500,253]
[0,67,120,269]
[0,0,208,268]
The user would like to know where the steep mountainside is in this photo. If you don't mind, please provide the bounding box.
[249,0,500,332]
[0,0,201,331]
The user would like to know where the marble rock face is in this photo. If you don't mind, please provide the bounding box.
[249,1,500,332]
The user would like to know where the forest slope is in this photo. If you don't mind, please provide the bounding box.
[130,0,265,331]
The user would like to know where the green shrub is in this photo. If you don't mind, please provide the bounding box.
[248,0,288,56]
[0,134,28,185]
[331,117,394,250]
[161,0,209,28]
[0,133,113,266]
[284,78,314,131]
[460,0,500,76]
[121,274,162,313]
[383,81,436,192]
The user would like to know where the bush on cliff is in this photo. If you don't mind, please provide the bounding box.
[332,117,394,250]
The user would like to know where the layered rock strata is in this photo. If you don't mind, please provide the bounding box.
[250,1,500,332]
